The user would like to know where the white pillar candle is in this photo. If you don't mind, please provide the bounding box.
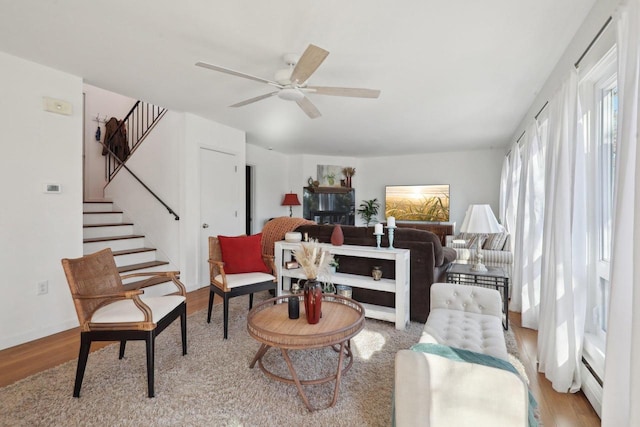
[374,223,384,234]
[387,216,396,227]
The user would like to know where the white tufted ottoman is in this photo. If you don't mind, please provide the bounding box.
[419,282,508,360]
[394,283,528,426]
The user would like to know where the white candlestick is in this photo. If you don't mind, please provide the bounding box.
[387,216,396,227]
[374,223,384,234]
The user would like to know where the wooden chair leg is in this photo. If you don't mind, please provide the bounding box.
[223,293,230,339]
[180,310,187,355]
[145,331,155,398]
[73,333,92,398]
[118,340,127,359]
[207,288,215,323]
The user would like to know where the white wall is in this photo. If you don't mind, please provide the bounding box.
[247,148,503,231]
[360,149,504,228]
[0,52,83,350]
[510,0,620,142]
[105,111,183,268]
[180,113,246,290]
[246,144,292,231]
[83,84,136,200]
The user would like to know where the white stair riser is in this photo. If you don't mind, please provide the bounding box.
[83,212,123,225]
[83,237,146,254]
[83,225,134,239]
[83,202,115,213]
[113,251,157,267]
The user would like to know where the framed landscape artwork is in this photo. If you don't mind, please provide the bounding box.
[385,184,450,222]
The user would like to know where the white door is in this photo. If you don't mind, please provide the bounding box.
[199,147,242,286]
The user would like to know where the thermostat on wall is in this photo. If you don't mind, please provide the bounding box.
[43,184,62,193]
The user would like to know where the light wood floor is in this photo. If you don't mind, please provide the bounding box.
[0,288,600,426]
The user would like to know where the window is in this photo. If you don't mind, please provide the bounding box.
[597,82,617,333]
[578,46,616,397]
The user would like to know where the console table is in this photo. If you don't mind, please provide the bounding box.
[274,241,410,330]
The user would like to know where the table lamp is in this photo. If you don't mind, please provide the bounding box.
[281,192,301,217]
[460,204,502,272]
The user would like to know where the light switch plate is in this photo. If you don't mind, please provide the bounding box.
[43,97,73,115]
[43,183,62,193]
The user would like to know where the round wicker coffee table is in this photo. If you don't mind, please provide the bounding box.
[247,294,365,411]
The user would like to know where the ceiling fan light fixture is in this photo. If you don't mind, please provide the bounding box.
[278,88,304,101]
[274,68,292,85]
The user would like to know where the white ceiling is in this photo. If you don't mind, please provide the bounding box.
[0,0,596,156]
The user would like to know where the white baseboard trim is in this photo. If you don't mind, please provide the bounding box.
[0,318,78,351]
[581,358,603,418]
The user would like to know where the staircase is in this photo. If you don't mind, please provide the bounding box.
[83,201,174,290]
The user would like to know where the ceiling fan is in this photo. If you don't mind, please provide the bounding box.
[195,44,380,119]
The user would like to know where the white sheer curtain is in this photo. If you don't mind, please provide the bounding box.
[602,1,640,424]
[499,155,509,225]
[503,143,521,250]
[537,69,588,392]
[511,122,546,327]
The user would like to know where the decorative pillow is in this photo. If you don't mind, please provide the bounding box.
[455,232,488,249]
[483,232,509,251]
[464,234,486,249]
[218,233,269,274]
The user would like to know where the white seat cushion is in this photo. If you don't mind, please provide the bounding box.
[91,295,185,324]
[214,272,275,289]
[420,308,508,361]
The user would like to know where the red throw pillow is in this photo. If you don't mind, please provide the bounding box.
[217,233,269,274]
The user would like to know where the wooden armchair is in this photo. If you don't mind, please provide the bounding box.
[61,248,187,398]
[207,235,277,339]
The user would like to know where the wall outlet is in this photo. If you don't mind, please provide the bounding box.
[37,280,48,295]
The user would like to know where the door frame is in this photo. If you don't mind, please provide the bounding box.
[197,145,243,286]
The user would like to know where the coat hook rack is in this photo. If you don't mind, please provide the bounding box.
[92,114,107,124]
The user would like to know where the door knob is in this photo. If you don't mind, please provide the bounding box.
[202,223,209,229]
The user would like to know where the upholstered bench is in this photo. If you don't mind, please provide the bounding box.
[418,282,508,361]
[394,283,530,426]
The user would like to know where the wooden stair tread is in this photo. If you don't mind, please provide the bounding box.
[118,261,169,273]
[111,248,156,256]
[122,276,172,291]
[83,211,123,214]
[83,234,144,243]
[83,222,133,228]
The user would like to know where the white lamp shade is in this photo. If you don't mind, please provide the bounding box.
[460,204,502,234]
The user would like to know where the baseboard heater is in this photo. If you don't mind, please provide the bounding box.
[581,356,603,417]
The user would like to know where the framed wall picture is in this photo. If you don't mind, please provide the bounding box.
[317,165,343,187]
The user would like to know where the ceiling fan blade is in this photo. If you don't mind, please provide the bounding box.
[195,61,281,88]
[290,44,329,85]
[230,91,279,107]
[296,96,322,119]
[306,86,381,98]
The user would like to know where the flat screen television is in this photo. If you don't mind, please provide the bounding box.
[385,184,450,222]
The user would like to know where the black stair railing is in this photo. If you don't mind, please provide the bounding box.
[105,101,166,181]
[102,101,179,220]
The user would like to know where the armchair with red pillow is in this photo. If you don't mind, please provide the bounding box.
[207,233,276,339]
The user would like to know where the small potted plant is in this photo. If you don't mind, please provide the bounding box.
[329,258,339,274]
[357,198,381,226]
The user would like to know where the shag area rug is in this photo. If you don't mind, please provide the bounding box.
[1,294,522,426]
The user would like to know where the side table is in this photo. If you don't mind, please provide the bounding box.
[446,263,509,329]
[247,294,365,411]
